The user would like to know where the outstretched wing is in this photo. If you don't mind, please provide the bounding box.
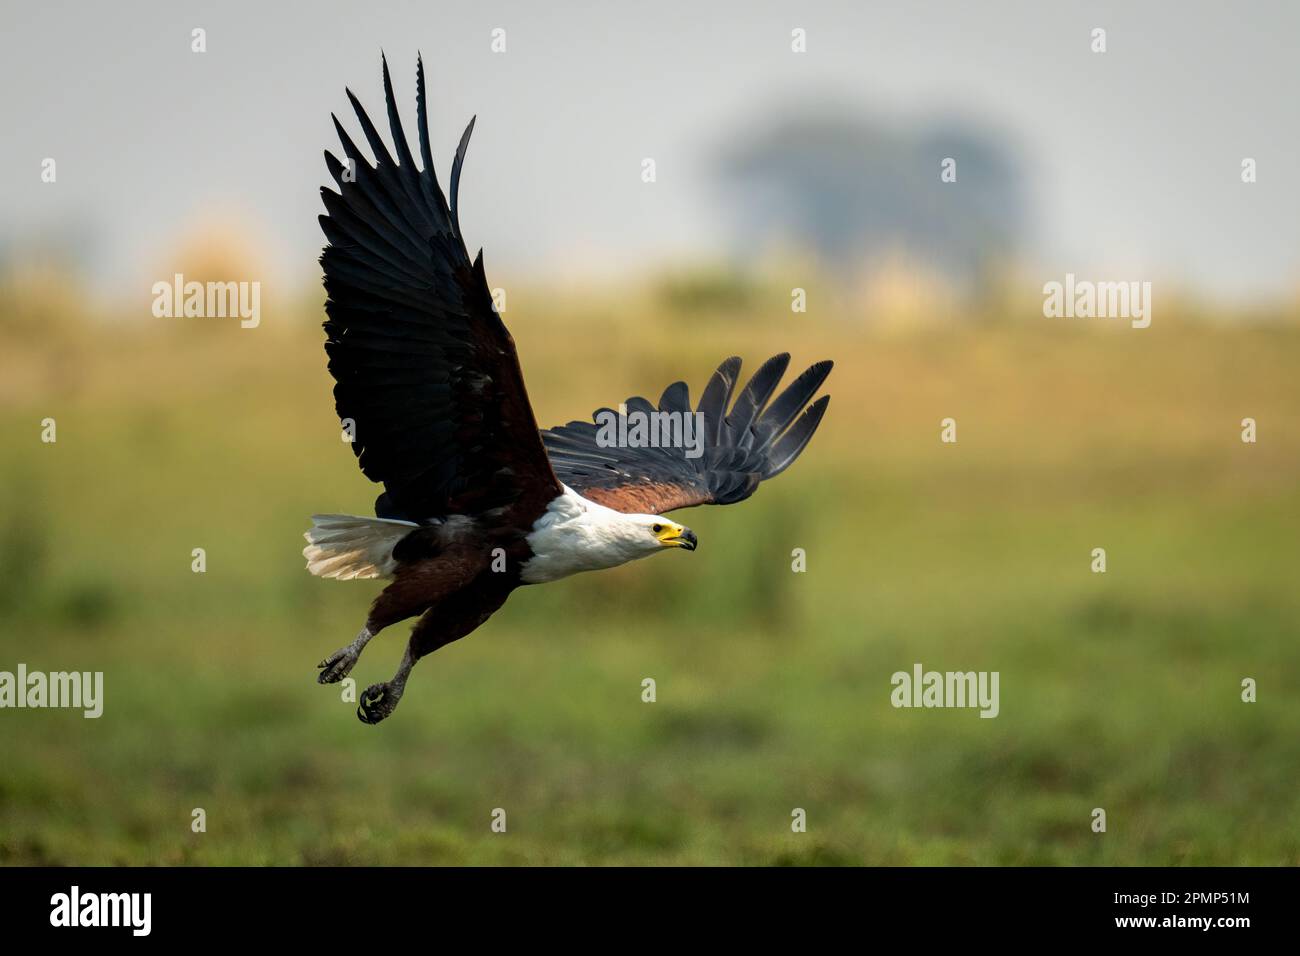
[319,55,560,525]
[542,354,832,514]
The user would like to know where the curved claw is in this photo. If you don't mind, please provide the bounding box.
[357,681,400,724]
[316,627,374,684]
[317,647,358,684]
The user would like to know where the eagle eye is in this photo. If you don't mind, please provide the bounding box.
[652,524,664,534]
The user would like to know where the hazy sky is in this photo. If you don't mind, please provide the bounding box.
[3,0,1297,300]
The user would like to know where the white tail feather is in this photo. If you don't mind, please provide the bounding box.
[303,514,418,580]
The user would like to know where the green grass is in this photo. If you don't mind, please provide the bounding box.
[1,287,1298,865]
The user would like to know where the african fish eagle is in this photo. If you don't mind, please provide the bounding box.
[307,56,833,723]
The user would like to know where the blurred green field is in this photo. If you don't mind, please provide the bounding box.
[2,276,1299,865]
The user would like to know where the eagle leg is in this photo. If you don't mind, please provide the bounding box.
[354,579,513,725]
[317,624,376,684]
[357,644,415,725]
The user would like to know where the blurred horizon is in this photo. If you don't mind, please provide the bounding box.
[4,0,1300,306]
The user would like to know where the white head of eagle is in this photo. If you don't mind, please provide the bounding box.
[518,485,698,585]
[305,54,833,724]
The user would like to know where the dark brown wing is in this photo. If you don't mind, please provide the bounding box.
[319,55,560,525]
[542,354,832,515]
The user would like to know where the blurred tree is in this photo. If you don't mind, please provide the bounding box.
[714,107,1026,297]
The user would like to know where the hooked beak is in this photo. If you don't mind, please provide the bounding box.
[668,527,698,551]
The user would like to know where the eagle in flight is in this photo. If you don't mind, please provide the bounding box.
[307,56,833,723]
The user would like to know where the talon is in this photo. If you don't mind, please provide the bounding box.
[316,627,374,685]
[317,646,361,684]
[357,680,402,725]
